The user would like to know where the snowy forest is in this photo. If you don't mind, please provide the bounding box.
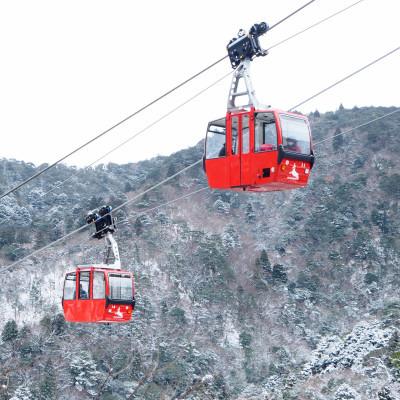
[0,106,400,399]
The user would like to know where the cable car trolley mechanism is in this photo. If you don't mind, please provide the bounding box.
[62,206,135,323]
[204,22,314,192]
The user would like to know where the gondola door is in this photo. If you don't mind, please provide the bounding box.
[91,270,107,322]
[76,270,93,322]
[63,271,77,322]
[228,114,241,187]
[240,112,253,186]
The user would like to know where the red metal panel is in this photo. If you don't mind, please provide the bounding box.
[62,267,135,324]
[204,158,230,189]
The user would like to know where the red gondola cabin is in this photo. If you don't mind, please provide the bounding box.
[203,22,314,192]
[204,107,314,192]
[63,266,135,323]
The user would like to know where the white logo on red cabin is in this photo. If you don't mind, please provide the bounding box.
[115,307,123,318]
[287,163,299,180]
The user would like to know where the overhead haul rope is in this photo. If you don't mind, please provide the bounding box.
[2,0,362,232]
[41,0,366,198]
[314,109,400,169]
[67,186,209,263]
[267,0,366,51]
[288,45,400,111]
[2,108,398,274]
[313,109,400,146]
[1,13,397,274]
[0,159,203,273]
[41,72,233,197]
[312,108,400,165]
[17,109,399,379]
[316,124,399,171]
[0,0,317,201]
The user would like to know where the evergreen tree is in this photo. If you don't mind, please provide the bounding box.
[332,128,344,150]
[272,264,287,283]
[2,320,18,343]
[70,350,100,392]
[259,249,271,274]
[124,181,133,193]
[254,250,272,287]
[134,217,143,236]
[213,198,230,215]
[39,361,57,400]
[51,314,66,335]
[245,203,256,223]
[29,279,41,309]
[222,224,240,250]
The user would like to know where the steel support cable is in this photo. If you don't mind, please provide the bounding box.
[4,108,398,273]
[41,186,209,286]
[289,45,400,111]
[3,9,398,273]
[0,0,317,201]
[268,0,316,31]
[316,125,399,168]
[0,56,222,201]
[313,111,400,171]
[0,159,203,273]
[115,187,208,227]
[41,71,233,198]
[41,0,365,198]
[267,0,366,51]
[313,109,400,146]
[69,186,209,264]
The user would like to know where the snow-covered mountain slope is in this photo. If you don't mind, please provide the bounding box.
[0,106,399,399]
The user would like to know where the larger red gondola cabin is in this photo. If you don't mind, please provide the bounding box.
[204,107,314,192]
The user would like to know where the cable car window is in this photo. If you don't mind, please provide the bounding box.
[79,271,90,299]
[64,273,76,300]
[280,115,311,154]
[242,115,250,154]
[93,271,105,299]
[255,113,277,152]
[232,116,239,155]
[109,274,133,300]
[205,118,226,159]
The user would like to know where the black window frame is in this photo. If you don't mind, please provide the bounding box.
[108,273,133,301]
[63,272,76,300]
[93,271,106,300]
[79,271,91,300]
[254,112,278,152]
[205,118,227,160]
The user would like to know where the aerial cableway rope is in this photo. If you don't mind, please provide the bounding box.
[2,107,399,274]
[0,0,318,201]
[41,72,233,197]
[289,45,400,112]
[0,159,203,273]
[314,109,400,146]
[37,0,366,199]
[0,0,368,233]
[267,0,366,51]
[1,9,398,274]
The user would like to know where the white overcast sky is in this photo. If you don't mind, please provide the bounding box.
[0,0,399,167]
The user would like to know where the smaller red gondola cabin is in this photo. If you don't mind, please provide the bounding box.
[204,22,314,192]
[62,206,135,323]
[63,266,135,323]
